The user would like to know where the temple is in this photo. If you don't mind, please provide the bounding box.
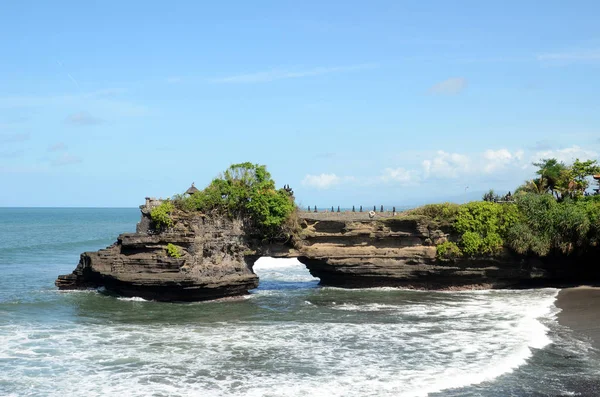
[185,183,199,195]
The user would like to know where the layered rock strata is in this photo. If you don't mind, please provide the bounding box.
[56,207,600,301]
[56,207,260,301]
[298,214,600,289]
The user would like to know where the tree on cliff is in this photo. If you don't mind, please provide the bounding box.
[173,162,295,237]
[519,158,600,200]
[532,158,566,199]
[555,159,600,199]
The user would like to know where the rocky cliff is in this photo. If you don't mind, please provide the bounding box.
[296,214,580,289]
[56,206,261,301]
[56,206,600,301]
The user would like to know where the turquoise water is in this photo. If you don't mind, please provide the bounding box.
[1,208,599,396]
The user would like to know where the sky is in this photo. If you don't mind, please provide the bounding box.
[1,1,600,207]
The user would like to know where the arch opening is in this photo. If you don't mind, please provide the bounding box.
[251,257,319,292]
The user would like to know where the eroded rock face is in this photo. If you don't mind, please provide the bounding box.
[56,207,600,301]
[56,207,261,301]
[296,216,522,289]
[296,214,600,290]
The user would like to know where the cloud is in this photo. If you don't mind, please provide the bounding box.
[420,148,528,180]
[0,132,30,143]
[301,145,597,193]
[301,173,342,189]
[417,146,596,182]
[51,153,82,166]
[65,111,103,126]
[166,76,183,83]
[537,49,600,63]
[428,77,468,95]
[380,167,420,185]
[211,64,378,84]
[48,142,67,152]
[482,149,524,173]
[532,145,598,164]
[422,151,471,178]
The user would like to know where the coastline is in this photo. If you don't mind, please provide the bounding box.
[556,286,600,350]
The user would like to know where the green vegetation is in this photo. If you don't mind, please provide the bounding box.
[171,162,296,238]
[454,201,520,255]
[147,158,598,259]
[518,158,600,200]
[436,241,462,260]
[506,194,600,256]
[405,202,461,228]
[482,189,501,202]
[397,158,600,260]
[150,201,175,230]
[166,243,182,258]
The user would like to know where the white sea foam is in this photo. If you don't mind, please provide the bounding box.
[0,257,566,397]
[253,257,319,283]
[116,296,148,302]
[253,257,304,270]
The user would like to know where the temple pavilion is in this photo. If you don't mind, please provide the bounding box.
[185,183,199,195]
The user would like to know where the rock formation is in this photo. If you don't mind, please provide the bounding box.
[295,214,595,289]
[56,204,600,301]
[56,205,261,301]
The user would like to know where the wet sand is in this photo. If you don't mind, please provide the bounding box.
[556,287,600,350]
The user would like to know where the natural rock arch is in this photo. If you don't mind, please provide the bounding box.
[57,202,600,302]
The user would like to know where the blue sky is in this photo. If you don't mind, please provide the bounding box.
[1,1,599,207]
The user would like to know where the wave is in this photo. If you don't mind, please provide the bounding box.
[0,287,563,397]
[253,257,319,284]
[252,257,306,270]
[116,297,148,302]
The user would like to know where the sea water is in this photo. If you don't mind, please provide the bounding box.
[0,208,599,396]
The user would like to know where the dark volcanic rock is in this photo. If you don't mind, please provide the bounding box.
[295,215,600,290]
[56,206,261,301]
[57,207,600,301]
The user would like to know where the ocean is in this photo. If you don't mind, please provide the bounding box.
[0,208,599,397]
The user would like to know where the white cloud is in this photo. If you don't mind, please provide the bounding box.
[211,64,378,84]
[380,167,419,185]
[300,145,598,193]
[420,148,529,180]
[422,151,471,178]
[301,173,342,189]
[482,149,524,173]
[428,77,468,95]
[532,145,598,164]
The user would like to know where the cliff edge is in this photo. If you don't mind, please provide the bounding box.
[56,205,600,301]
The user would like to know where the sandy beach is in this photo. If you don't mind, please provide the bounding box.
[556,287,600,350]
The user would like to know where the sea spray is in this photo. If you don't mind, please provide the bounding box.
[1,211,598,397]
